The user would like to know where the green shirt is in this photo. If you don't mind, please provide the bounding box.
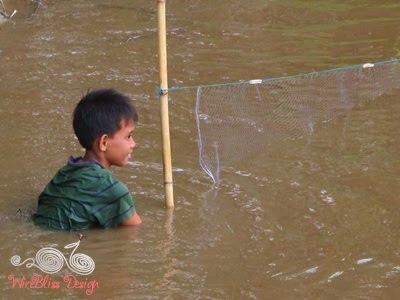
[33,157,135,230]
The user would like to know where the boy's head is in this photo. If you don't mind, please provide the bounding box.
[73,89,138,151]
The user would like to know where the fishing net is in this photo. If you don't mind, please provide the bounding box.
[193,59,400,184]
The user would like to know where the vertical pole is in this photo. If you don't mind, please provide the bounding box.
[157,0,174,207]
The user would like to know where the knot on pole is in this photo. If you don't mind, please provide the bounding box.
[157,87,168,96]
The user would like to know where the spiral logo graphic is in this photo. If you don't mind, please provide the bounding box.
[10,239,95,275]
[10,255,22,266]
[35,248,64,274]
[68,253,95,275]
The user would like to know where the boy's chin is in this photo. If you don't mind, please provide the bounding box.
[114,156,132,167]
[121,159,131,167]
[110,161,126,167]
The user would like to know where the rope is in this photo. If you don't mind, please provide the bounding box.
[156,58,400,94]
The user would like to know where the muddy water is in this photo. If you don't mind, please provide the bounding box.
[1,0,399,298]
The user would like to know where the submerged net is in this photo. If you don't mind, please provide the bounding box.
[190,59,400,184]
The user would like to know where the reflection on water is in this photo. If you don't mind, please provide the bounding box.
[1,0,399,298]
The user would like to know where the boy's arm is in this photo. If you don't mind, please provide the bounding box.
[121,212,142,226]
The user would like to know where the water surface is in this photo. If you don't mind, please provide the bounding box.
[0,0,399,298]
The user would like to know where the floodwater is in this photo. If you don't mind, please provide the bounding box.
[1,0,399,298]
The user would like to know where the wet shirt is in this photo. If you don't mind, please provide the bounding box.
[33,157,135,230]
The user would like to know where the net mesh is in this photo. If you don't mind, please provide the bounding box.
[194,60,400,184]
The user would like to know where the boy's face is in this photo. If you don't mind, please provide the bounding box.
[103,119,136,167]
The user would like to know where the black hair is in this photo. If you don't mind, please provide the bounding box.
[73,88,138,150]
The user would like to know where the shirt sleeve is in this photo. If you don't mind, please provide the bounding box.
[92,180,136,228]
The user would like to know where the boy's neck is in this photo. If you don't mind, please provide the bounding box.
[82,150,109,169]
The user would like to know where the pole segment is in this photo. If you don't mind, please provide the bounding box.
[157,0,174,207]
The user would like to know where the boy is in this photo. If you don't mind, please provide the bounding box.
[33,89,142,230]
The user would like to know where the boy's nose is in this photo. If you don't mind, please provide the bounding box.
[131,139,136,149]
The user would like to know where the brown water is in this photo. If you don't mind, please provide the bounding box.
[1,0,399,298]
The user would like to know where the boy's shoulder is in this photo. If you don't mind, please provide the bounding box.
[47,156,130,202]
[54,156,122,189]
[35,156,135,230]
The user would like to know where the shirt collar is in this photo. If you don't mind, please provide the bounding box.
[67,156,105,169]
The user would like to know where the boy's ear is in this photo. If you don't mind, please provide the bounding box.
[98,134,109,152]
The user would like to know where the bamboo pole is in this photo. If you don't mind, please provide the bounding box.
[157,0,174,207]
